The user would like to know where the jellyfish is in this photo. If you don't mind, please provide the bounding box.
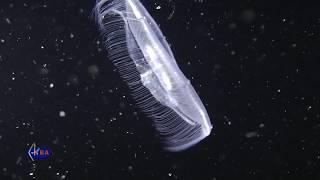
[94,0,212,151]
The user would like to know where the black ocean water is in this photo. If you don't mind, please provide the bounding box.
[0,0,319,179]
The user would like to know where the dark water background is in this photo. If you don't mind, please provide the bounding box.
[0,0,319,179]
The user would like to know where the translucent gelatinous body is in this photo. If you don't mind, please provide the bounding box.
[94,0,212,151]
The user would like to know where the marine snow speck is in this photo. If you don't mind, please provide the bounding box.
[94,0,212,151]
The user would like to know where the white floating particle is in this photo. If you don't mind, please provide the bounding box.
[245,131,258,138]
[259,123,265,128]
[49,83,54,88]
[59,111,66,117]
[5,18,11,24]
[16,156,22,165]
